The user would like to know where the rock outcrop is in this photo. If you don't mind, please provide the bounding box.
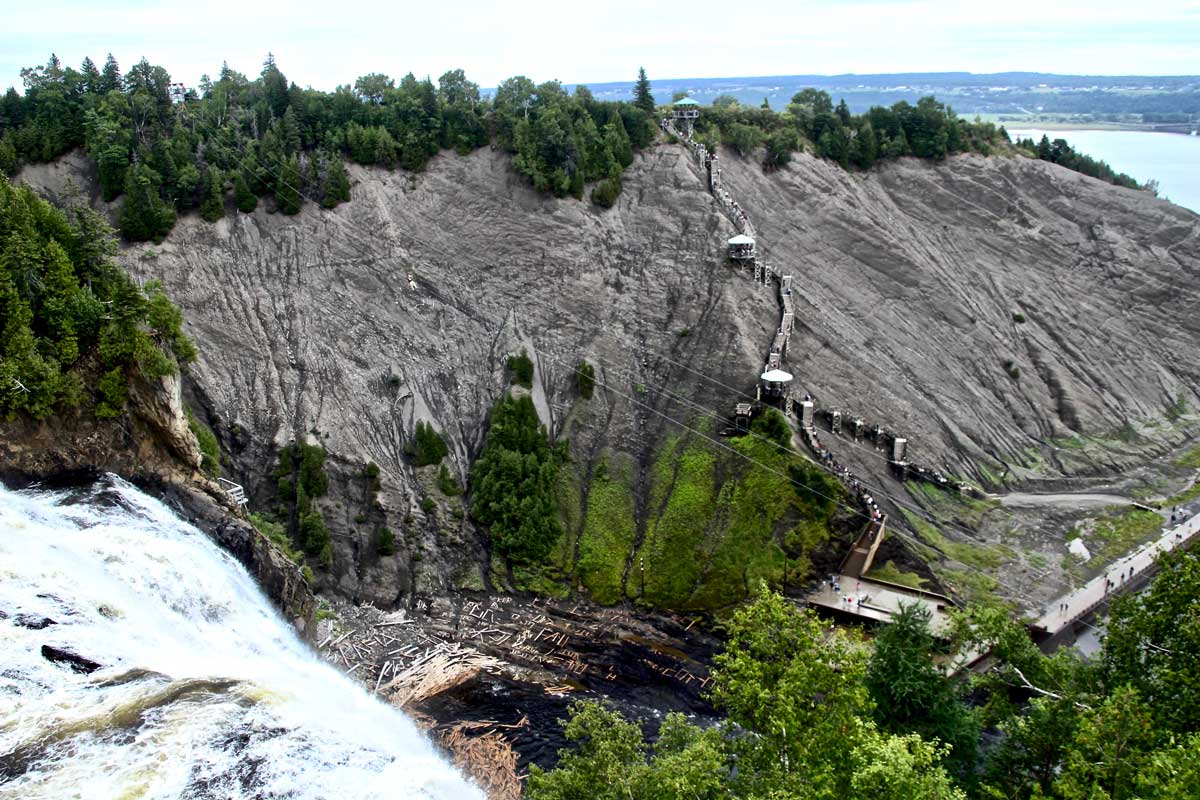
[0,365,316,638]
[17,142,1200,608]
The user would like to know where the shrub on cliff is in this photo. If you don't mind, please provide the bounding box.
[508,349,534,388]
[409,421,448,466]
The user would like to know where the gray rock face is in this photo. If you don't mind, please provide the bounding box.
[19,143,1200,607]
[719,149,1200,485]
[103,146,775,605]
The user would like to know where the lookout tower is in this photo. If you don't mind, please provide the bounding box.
[727,234,755,261]
[673,97,700,137]
[759,368,793,404]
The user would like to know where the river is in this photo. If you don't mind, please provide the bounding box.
[0,475,483,799]
[1008,129,1200,214]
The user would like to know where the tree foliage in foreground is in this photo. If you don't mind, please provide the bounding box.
[0,175,194,420]
[528,590,964,800]
[532,549,1200,800]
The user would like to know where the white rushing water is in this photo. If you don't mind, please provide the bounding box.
[0,476,484,800]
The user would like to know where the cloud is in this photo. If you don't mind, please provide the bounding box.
[1,0,1196,92]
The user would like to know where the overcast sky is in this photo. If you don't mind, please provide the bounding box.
[4,0,1197,92]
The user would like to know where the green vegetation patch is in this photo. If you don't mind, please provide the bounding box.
[1078,508,1164,564]
[408,420,449,466]
[250,512,302,564]
[866,559,928,590]
[273,441,331,566]
[470,392,565,564]
[0,177,195,421]
[1174,444,1200,469]
[507,349,534,388]
[901,509,1011,571]
[631,425,842,610]
[186,407,221,477]
[576,455,638,604]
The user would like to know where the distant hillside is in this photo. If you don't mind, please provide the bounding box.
[564,71,1200,118]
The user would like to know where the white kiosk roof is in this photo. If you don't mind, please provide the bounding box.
[727,234,755,245]
[760,369,793,382]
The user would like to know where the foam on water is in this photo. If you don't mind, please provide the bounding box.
[0,475,484,799]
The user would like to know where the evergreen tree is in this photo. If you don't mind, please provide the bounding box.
[233,169,257,212]
[198,166,224,222]
[99,54,121,94]
[275,154,302,215]
[80,57,100,93]
[321,154,350,208]
[281,106,301,154]
[633,67,655,115]
[118,163,175,242]
[850,120,879,168]
[470,393,564,563]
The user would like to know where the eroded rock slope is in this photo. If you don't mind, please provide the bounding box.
[19,143,1200,607]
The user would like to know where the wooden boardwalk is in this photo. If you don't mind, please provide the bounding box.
[1030,509,1200,643]
[806,574,956,634]
[662,116,1198,665]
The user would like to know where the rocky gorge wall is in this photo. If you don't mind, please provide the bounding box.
[17,141,1200,610]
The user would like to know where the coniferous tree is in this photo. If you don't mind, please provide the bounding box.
[198,166,224,222]
[99,54,121,94]
[80,57,100,93]
[633,67,655,115]
[233,171,257,212]
[321,154,350,208]
[275,154,302,215]
[118,163,175,242]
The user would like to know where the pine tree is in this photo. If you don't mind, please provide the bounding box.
[39,240,81,364]
[633,67,655,115]
[80,57,100,93]
[321,155,350,208]
[281,106,301,154]
[275,154,302,215]
[99,54,121,94]
[198,167,224,222]
[233,171,257,213]
[118,164,176,242]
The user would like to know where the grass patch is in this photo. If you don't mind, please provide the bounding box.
[1078,508,1164,564]
[900,509,1012,570]
[1167,482,1200,506]
[865,559,928,590]
[512,562,571,598]
[935,565,1011,611]
[1025,551,1049,571]
[186,408,221,477]
[1174,445,1200,469]
[908,481,999,528]
[576,454,638,604]
[1052,434,1086,450]
[250,512,303,564]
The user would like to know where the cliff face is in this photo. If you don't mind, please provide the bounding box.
[18,143,1200,608]
[0,364,316,638]
[723,150,1200,485]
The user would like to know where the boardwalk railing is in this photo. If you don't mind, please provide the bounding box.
[217,477,248,506]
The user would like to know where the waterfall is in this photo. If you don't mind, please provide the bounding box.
[0,475,484,799]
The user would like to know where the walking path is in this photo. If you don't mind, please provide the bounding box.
[660,118,1198,656]
[806,574,956,634]
[1030,509,1200,638]
[999,492,1140,509]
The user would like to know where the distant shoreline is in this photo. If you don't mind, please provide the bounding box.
[998,121,1198,135]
